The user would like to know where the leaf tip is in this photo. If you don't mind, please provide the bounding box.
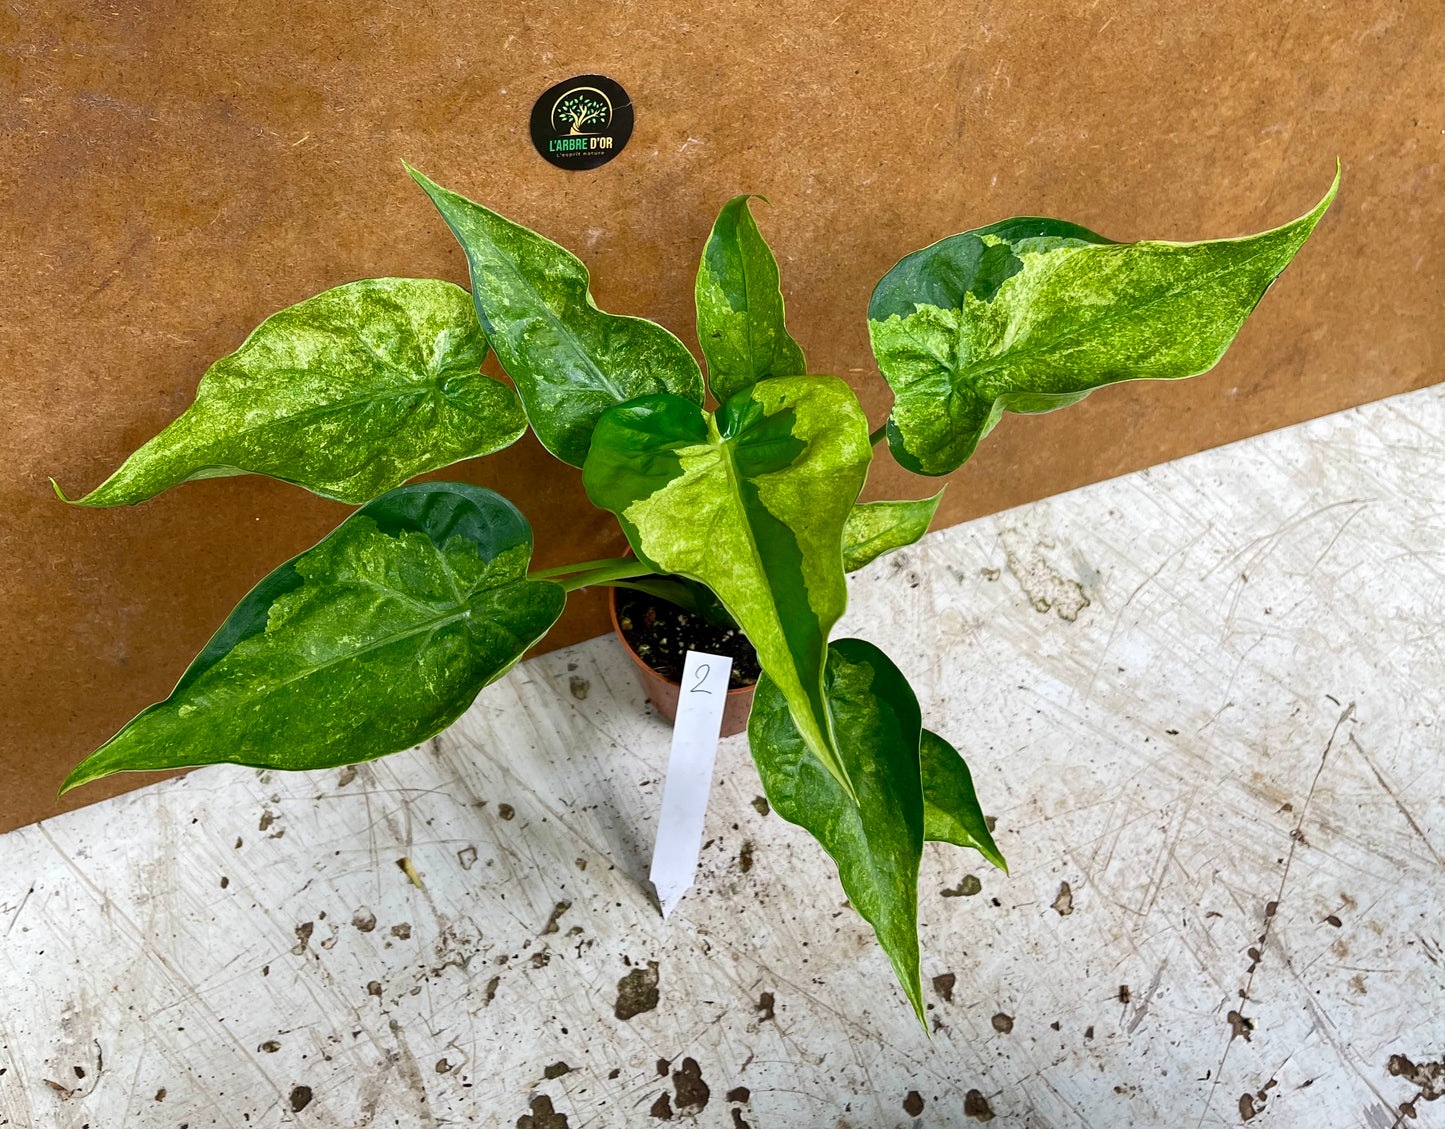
[907,978,930,1037]
[49,476,77,504]
[56,765,91,798]
[1323,157,1340,208]
[403,162,442,197]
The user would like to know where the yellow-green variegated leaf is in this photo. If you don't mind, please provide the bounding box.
[60,483,565,794]
[57,278,526,506]
[921,729,1006,871]
[870,170,1339,475]
[582,376,871,794]
[748,637,927,1025]
[409,167,705,467]
[842,492,943,573]
[695,195,807,403]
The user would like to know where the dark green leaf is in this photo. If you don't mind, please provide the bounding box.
[842,493,944,572]
[60,482,565,793]
[56,278,525,506]
[695,195,807,403]
[408,167,704,467]
[870,170,1340,475]
[582,377,871,794]
[748,637,926,1024]
[921,730,1006,871]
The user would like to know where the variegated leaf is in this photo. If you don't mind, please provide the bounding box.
[409,167,705,467]
[748,637,927,1025]
[57,278,525,506]
[582,376,871,794]
[842,493,944,572]
[870,169,1339,475]
[61,483,565,793]
[921,729,1006,871]
[695,194,807,403]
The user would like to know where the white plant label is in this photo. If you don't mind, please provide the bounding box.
[650,649,733,919]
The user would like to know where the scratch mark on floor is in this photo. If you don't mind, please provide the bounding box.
[4,884,34,937]
[1193,701,1356,1129]
[1348,735,1445,867]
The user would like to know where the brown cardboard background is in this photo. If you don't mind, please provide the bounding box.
[2,1,1440,833]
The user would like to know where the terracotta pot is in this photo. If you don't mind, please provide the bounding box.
[608,583,755,736]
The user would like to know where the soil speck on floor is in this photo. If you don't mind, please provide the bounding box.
[541,901,571,935]
[516,1094,569,1128]
[964,1088,995,1121]
[672,1057,709,1113]
[615,961,660,1020]
[1388,1053,1445,1101]
[738,841,754,873]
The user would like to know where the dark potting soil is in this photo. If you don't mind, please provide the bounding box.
[615,586,760,689]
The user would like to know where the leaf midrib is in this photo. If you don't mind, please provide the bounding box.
[879,236,1291,404]
[443,206,629,405]
[959,238,1287,393]
[184,381,445,448]
[203,607,472,705]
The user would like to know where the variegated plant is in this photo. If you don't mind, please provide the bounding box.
[56,165,1337,1024]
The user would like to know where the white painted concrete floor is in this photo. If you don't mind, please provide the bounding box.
[2,386,1442,1129]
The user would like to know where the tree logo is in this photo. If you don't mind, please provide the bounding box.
[530,75,633,171]
[551,87,612,136]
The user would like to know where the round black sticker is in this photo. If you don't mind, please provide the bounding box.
[530,74,633,170]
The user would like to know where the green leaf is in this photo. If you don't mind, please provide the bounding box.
[408,166,705,467]
[870,169,1340,475]
[582,376,871,794]
[60,482,565,793]
[56,278,525,506]
[921,729,1006,871]
[695,194,807,403]
[748,637,926,1025]
[842,492,944,572]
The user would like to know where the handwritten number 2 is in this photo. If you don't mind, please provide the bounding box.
[690,664,711,694]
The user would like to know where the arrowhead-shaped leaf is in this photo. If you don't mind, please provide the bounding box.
[61,482,565,793]
[921,729,1006,871]
[57,278,526,506]
[582,376,871,793]
[409,167,705,467]
[842,493,943,573]
[695,195,807,403]
[748,637,926,1024]
[870,169,1339,475]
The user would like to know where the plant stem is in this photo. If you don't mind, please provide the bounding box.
[556,561,657,593]
[868,423,888,447]
[530,557,635,579]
